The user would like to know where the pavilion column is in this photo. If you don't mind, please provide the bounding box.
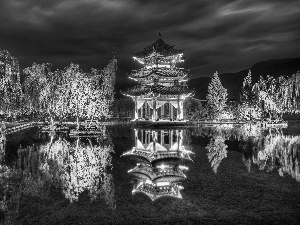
[177,97,180,121]
[145,101,148,119]
[160,130,164,145]
[179,101,184,120]
[134,98,138,120]
[171,102,174,120]
[152,131,157,152]
[169,102,172,120]
[169,130,173,150]
[134,129,138,148]
[177,130,180,150]
[161,103,164,118]
[152,99,157,121]
[179,130,183,150]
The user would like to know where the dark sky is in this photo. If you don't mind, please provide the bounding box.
[1,0,300,80]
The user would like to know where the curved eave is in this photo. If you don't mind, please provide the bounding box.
[129,171,153,180]
[132,184,183,201]
[154,175,186,183]
[129,168,186,182]
[132,49,183,60]
[151,155,193,163]
[129,68,188,80]
[121,149,193,163]
[122,84,193,98]
[132,37,183,59]
[152,85,192,97]
[132,51,184,59]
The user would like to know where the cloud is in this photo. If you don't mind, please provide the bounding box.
[0,0,299,81]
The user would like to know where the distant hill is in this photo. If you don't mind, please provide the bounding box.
[189,57,300,100]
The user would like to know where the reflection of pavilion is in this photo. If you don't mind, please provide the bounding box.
[132,179,184,201]
[122,129,193,162]
[122,129,193,201]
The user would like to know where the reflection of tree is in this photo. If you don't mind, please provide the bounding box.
[0,128,116,225]
[206,135,228,174]
[39,131,116,208]
[182,130,193,152]
[0,165,21,225]
[247,132,300,182]
[240,136,257,172]
[0,132,6,164]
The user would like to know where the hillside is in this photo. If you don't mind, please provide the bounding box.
[190,57,300,100]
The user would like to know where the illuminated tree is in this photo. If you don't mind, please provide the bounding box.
[0,50,23,118]
[238,70,262,121]
[183,97,208,120]
[206,71,228,119]
[55,59,117,126]
[251,72,300,121]
[23,63,55,118]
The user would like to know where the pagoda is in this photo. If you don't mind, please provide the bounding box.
[121,129,193,201]
[123,33,192,121]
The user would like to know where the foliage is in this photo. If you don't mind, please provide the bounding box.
[0,50,23,118]
[252,72,300,120]
[23,63,56,118]
[110,97,134,117]
[183,97,208,120]
[240,70,256,104]
[23,59,117,121]
[206,72,228,119]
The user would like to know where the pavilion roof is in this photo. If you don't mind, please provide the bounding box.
[122,84,191,97]
[132,181,183,201]
[130,67,187,79]
[129,164,186,182]
[132,33,183,58]
[121,147,193,162]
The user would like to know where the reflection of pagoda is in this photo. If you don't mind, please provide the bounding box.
[122,33,192,121]
[122,129,193,201]
[122,129,193,162]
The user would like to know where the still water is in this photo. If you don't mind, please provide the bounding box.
[0,124,300,224]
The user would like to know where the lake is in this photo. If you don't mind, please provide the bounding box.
[1,124,300,224]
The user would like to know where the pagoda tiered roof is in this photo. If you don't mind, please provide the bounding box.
[122,84,191,97]
[132,180,183,201]
[129,67,188,80]
[121,147,194,163]
[132,35,183,59]
[128,164,186,182]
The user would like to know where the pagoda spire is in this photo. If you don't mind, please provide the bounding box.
[158,31,162,39]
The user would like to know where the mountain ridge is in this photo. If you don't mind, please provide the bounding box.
[188,57,300,100]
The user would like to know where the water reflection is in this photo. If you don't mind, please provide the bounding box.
[0,123,300,223]
[122,129,194,201]
[36,130,115,206]
[0,127,115,224]
[189,123,300,181]
[240,129,300,182]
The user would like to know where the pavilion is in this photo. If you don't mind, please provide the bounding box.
[122,33,192,121]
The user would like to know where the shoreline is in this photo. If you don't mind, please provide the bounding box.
[0,119,292,135]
